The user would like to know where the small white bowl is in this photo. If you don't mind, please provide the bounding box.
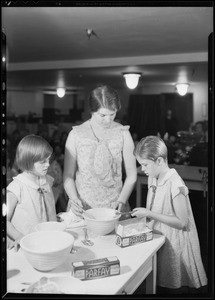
[35,221,66,232]
[84,208,121,236]
[20,231,74,271]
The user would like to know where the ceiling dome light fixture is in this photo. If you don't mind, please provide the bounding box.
[175,83,190,96]
[123,73,141,89]
[86,28,100,39]
[56,87,66,98]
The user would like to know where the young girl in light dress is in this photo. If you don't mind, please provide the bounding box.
[7,135,57,250]
[131,135,207,293]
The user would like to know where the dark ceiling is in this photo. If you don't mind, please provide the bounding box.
[2,6,213,92]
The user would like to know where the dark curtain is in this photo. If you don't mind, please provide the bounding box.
[127,93,193,140]
[127,94,166,140]
[160,93,193,133]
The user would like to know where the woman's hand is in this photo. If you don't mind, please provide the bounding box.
[114,201,126,212]
[131,207,150,218]
[68,198,84,217]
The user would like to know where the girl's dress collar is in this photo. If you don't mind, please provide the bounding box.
[13,173,51,192]
[151,168,177,187]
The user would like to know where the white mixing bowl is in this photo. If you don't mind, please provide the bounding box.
[20,231,74,271]
[84,208,121,235]
[35,221,66,232]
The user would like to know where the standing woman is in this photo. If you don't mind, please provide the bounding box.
[63,84,137,215]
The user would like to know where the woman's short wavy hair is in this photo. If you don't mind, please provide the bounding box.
[16,135,53,171]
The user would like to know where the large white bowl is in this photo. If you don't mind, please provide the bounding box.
[20,231,74,271]
[35,221,66,232]
[84,208,121,236]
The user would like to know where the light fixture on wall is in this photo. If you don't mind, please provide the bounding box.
[123,73,141,89]
[175,83,189,96]
[56,87,66,98]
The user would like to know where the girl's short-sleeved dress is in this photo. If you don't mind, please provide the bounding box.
[7,173,57,235]
[147,168,207,289]
[68,120,130,210]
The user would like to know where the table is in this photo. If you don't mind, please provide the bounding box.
[7,226,165,295]
[136,164,208,207]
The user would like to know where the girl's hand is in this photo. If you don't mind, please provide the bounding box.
[131,207,150,218]
[7,235,23,252]
[7,236,15,250]
[13,237,22,252]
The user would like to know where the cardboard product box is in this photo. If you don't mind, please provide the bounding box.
[71,256,120,281]
[115,217,153,248]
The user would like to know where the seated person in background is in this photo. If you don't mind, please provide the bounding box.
[189,121,208,167]
[192,121,208,143]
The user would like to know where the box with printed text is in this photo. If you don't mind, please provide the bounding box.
[115,217,153,247]
[71,256,120,280]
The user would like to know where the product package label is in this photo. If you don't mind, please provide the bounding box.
[116,231,153,247]
[72,256,120,280]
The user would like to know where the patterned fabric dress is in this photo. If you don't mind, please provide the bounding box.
[146,168,207,288]
[68,120,130,210]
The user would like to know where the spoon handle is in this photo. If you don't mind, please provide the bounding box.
[71,200,84,213]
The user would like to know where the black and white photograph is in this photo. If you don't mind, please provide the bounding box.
[1,2,214,298]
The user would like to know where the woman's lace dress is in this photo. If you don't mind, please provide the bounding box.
[69,120,130,210]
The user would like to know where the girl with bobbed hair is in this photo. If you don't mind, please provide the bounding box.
[134,135,168,163]
[16,134,53,171]
[63,84,137,215]
[132,136,207,293]
[7,135,57,250]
